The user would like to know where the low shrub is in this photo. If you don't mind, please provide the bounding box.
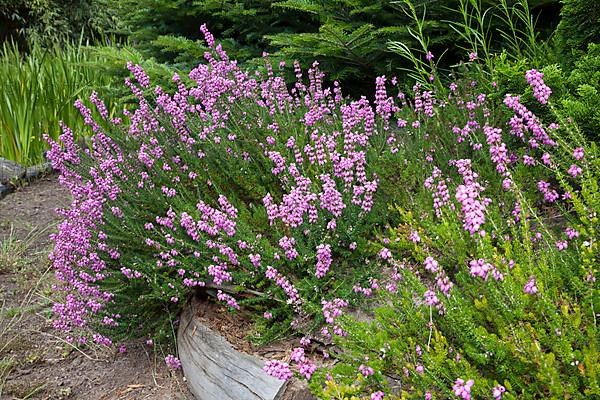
[46,26,400,346]
[307,60,599,399]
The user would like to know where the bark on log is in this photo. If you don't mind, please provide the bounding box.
[178,300,287,400]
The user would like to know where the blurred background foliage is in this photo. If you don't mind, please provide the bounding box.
[0,0,598,165]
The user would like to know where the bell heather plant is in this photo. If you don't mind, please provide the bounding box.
[307,57,599,399]
[46,25,396,347]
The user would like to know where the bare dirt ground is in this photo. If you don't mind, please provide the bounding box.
[0,174,193,400]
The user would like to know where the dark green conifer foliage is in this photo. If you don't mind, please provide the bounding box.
[555,0,600,59]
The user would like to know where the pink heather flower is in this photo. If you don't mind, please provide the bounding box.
[126,62,150,88]
[573,147,584,160]
[568,164,582,177]
[322,298,348,324]
[349,242,357,250]
[289,347,317,379]
[371,391,385,400]
[541,152,552,166]
[556,240,568,251]
[249,253,261,267]
[537,180,559,203]
[492,385,506,399]
[454,159,488,235]
[425,51,434,61]
[424,290,439,306]
[524,276,538,295]
[469,258,492,280]
[468,52,477,62]
[379,247,392,260]
[409,230,421,243]
[453,378,474,400]
[263,312,273,319]
[424,256,439,273]
[265,266,300,304]
[300,336,311,347]
[146,339,153,347]
[118,344,127,354]
[437,274,453,296]
[263,360,293,381]
[165,354,182,370]
[566,227,579,240]
[416,364,424,374]
[315,244,333,278]
[279,236,299,260]
[199,24,215,48]
[359,364,374,377]
[525,69,552,104]
[523,155,535,166]
[425,391,432,400]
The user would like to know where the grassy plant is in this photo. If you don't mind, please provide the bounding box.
[0,41,119,166]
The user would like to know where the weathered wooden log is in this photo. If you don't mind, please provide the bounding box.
[178,300,288,400]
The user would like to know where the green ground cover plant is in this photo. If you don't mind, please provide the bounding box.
[309,57,599,400]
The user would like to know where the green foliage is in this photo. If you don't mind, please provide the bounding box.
[111,0,309,70]
[110,0,561,89]
[313,57,600,400]
[267,0,453,83]
[0,41,171,166]
[0,0,118,47]
[554,0,600,59]
[0,41,109,165]
[558,43,600,140]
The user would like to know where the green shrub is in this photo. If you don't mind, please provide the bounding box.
[0,0,118,47]
[554,0,600,59]
[310,58,599,400]
[558,43,600,140]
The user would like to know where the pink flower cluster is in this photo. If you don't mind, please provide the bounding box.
[165,354,182,370]
[453,378,474,400]
[289,347,317,379]
[469,259,503,281]
[525,69,552,104]
[424,167,454,217]
[453,159,490,236]
[315,244,333,278]
[263,360,293,380]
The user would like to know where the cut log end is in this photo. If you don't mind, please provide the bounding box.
[177,299,288,400]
